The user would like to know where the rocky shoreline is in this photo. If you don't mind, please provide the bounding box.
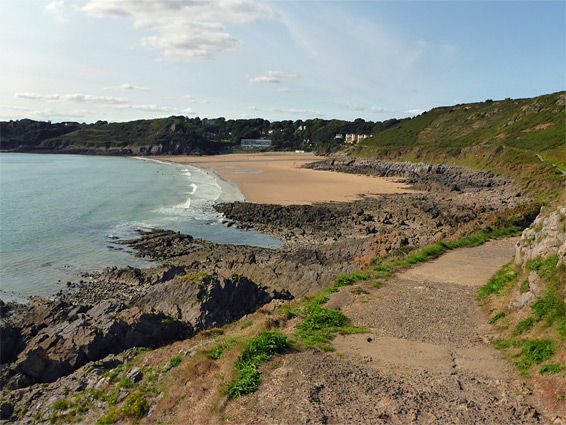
[0,157,534,422]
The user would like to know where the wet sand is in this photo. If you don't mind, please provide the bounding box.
[154,153,418,205]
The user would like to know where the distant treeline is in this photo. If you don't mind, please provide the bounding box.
[0,116,405,155]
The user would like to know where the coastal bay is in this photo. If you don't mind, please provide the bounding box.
[1,153,561,424]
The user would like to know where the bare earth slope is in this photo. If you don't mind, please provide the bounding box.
[226,238,547,424]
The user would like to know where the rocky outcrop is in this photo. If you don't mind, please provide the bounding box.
[0,301,191,389]
[135,273,284,330]
[510,204,566,310]
[303,158,515,193]
[515,205,566,266]
[0,272,280,389]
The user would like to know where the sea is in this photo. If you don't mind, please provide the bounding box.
[0,153,281,302]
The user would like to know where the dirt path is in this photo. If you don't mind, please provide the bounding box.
[226,238,549,424]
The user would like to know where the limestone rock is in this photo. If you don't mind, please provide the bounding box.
[515,206,566,267]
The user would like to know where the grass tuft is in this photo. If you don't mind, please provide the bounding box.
[477,262,518,299]
[539,363,564,375]
[489,312,506,324]
[224,331,290,399]
[516,338,556,370]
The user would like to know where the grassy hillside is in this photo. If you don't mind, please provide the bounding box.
[353,92,565,199]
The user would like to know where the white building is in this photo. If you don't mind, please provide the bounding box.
[241,139,272,149]
[344,134,371,144]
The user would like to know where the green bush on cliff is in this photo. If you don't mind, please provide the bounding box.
[294,306,367,351]
[97,392,148,424]
[224,331,290,399]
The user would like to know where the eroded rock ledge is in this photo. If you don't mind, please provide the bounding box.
[0,273,285,390]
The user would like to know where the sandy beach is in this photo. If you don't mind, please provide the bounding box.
[155,153,418,205]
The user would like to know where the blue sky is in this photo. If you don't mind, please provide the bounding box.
[1,0,564,123]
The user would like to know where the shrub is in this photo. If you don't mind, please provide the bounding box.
[52,399,72,411]
[121,392,148,419]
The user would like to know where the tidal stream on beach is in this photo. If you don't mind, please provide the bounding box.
[0,153,281,301]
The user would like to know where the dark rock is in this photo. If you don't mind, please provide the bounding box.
[136,274,277,331]
[0,401,13,420]
[0,324,21,364]
[0,301,191,388]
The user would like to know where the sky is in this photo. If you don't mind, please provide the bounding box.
[1,0,564,124]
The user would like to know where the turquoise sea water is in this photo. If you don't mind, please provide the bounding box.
[0,153,280,301]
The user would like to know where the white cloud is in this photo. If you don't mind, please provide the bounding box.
[277,88,303,93]
[15,92,128,104]
[249,106,322,116]
[335,102,423,117]
[33,109,87,120]
[109,104,197,116]
[180,107,196,115]
[336,102,393,114]
[182,95,209,104]
[0,108,87,121]
[44,0,69,23]
[249,71,300,84]
[110,103,180,113]
[0,105,31,112]
[105,83,151,91]
[81,0,276,60]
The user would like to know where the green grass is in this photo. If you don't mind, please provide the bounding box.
[516,338,556,370]
[203,338,239,360]
[239,320,253,330]
[97,392,148,424]
[489,312,506,324]
[477,262,518,299]
[539,363,564,375]
[52,399,72,411]
[165,355,183,371]
[224,331,290,399]
[294,306,368,351]
[513,318,535,336]
[333,272,371,288]
[372,280,384,289]
[532,292,562,320]
[525,255,566,331]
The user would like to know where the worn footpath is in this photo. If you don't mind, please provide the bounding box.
[226,238,548,424]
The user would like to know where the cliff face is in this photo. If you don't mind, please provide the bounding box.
[481,202,566,419]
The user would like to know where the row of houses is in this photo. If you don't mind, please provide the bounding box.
[335,134,372,144]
